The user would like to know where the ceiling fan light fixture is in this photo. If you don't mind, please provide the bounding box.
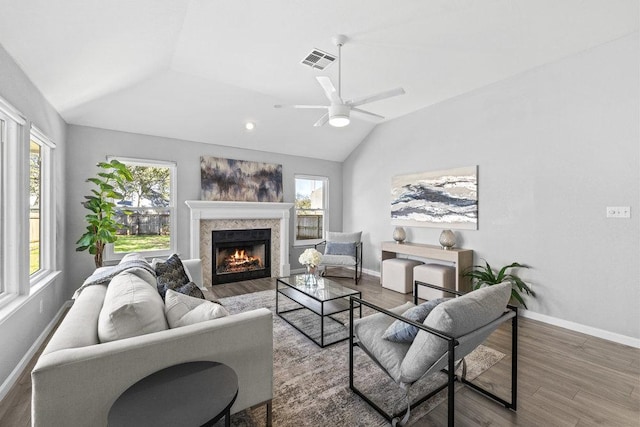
[328,104,350,127]
[276,35,404,128]
[329,115,350,127]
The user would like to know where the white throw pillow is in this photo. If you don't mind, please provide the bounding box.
[164,289,229,328]
[98,271,168,343]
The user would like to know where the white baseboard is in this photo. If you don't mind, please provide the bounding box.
[519,309,640,349]
[362,267,380,278]
[0,300,72,402]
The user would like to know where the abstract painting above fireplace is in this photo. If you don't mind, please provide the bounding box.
[200,156,283,202]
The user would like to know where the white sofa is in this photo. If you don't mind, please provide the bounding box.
[31,259,273,426]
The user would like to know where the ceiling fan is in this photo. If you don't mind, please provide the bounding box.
[274,35,405,128]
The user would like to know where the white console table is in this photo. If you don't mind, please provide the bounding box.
[381,241,474,292]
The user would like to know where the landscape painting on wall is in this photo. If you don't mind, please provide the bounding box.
[201,156,283,202]
[391,166,478,230]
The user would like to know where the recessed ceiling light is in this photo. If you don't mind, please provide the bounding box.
[245,122,255,131]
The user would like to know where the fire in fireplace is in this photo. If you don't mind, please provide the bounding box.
[218,248,263,274]
[211,228,271,284]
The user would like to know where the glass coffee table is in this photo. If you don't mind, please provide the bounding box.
[276,274,361,347]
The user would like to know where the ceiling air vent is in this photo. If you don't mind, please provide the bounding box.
[301,49,336,70]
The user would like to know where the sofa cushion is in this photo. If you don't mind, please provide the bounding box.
[382,298,448,343]
[164,289,229,328]
[155,254,204,300]
[98,271,168,343]
[399,282,511,383]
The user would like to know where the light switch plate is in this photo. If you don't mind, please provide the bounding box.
[606,206,630,218]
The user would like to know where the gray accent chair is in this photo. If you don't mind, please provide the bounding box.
[315,231,363,284]
[349,282,517,426]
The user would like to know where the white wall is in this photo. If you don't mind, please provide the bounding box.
[0,44,68,391]
[65,125,343,286]
[343,34,639,341]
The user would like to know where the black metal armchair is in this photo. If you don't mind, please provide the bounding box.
[314,231,363,284]
[349,281,517,426]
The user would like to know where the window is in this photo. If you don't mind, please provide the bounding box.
[0,99,27,301]
[0,95,58,305]
[29,127,56,282]
[106,157,177,261]
[294,175,328,245]
[29,138,41,274]
[0,115,5,295]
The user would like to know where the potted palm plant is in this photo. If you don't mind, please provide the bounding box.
[76,159,132,268]
[463,261,535,308]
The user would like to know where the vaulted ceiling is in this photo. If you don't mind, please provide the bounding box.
[0,0,637,161]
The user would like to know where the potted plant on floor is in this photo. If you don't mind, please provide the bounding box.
[76,159,133,268]
[463,261,535,308]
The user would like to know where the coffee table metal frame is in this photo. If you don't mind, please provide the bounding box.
[276,274,362,348]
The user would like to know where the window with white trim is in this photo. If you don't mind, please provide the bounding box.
[105,157,177,261]
[29,127,56,281]
[1,101,26,302]
[0,113,5,296]
[294,175,329,246]
[0,95,58,306]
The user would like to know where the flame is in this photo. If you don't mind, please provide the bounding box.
[221,248,262,272]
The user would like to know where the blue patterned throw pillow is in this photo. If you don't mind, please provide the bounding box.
[325,241,357,257]
[382,298,448,343]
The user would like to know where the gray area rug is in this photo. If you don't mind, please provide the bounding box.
[214,290,504,426]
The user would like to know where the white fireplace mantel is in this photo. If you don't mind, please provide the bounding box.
[185,200,294,277]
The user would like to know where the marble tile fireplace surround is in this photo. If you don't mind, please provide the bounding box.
[185,201,294,288]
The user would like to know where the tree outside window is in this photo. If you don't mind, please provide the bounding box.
[108,159,176,257]
[29,139,41,274]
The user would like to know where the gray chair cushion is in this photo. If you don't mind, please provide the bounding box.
[326,231,362,243]
[321,254,357,266]
[382,298,448,343]
[325,241,357,257]
[353,302,414,382]
[399,282,512,384]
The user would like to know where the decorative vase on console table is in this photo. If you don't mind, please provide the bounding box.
[393,226,406,244]
[439,229,456,250]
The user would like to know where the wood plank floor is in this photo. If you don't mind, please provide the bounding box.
[1,270,638,426]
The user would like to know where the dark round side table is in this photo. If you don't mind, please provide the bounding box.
[108,361,238,427]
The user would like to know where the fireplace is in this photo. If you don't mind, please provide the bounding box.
[185,200,293,288]
[211,228,271,285]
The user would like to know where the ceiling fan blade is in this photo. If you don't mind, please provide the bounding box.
[351,107,385,122]
[313,112,329,127]
[274,104,327,109]
[316,76,343,104]
[348,87,405,107]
